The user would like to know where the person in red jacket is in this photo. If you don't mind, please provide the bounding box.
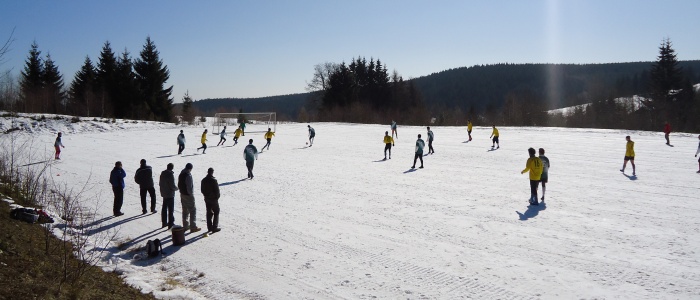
[664,122,671,145]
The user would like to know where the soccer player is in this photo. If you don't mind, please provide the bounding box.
[177,130,186,154]
[244,139,259,179]
[521,148,543,205]
[694,135,700,173]
[240,120,246,136]
[54,132,65,160]
[620,135,636,176]
[467,119,473,141]
[261,128,275,151]
[197,129,208,154]
[411,134,425,169]
[391,120,398,139]
[217,126,227,146]
[383,131,394,160]
[427,127,435,154]
[308,125,315,146]
[489,125,500,149]
[233,126,243,145]
[664,122,672,145]
[538,148,550,201]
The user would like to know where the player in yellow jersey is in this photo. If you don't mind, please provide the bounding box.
[521,147,543,205]
[233,126,243,145]
[620,135,636,176]
[197,129,208,154]
[489,125,499,149]
[261,128,275,151]
[383,131,395,160]
[467,119,473,141]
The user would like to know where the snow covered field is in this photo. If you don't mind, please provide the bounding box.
[6,117,700,299]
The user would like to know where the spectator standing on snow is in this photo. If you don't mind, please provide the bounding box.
[159,163,178,229]
[664,122,672,145]
[521,148,544,206]
[490,125,500,149]
[620,136,636,176]
[201,167,221,233]
[261,128,275,151]
[54,132,65,160]
[308,125,315,146]
[134,159,157,214]
[177,130,186,155]
[233,126,243,145]
[427,127,435,154]
[217,126,227,146]
[694,135,700,173]
[391,120,398,139]
[383,131,394,160]
[178,163,201,232]
[411,134,425,169]
[197,129,208,154]
[538,148,550,201]
[109,161,126,216]
[467,119,473,141]
[244,139,259,179]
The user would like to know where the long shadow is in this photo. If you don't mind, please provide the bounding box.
[20,160,51,167]
[219,178,248,186]
[122,228,165,248]
[80,215,115,229]
[372,159,389,162]
[181,153,201,157]
[516,202,547,221]
[623,173,638,180]
[155,154,178,159]
[487,147,499,152]
[462,141,471,143]
[87,213,151,235]
[294,146,310,150]
[403,168,417,174]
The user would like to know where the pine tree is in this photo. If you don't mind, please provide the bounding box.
[648,38,683,128]
[134,37,173,122]
[68,56,97,117]
[19,41,44,113]
[96,41,118,118]
[181,90,194,124]
[42,53,64,114]
[115,49,139,119]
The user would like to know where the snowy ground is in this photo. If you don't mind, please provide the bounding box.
[6,116,700,299]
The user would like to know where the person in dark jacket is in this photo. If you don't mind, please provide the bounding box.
[134,159,157,214]
[177,163,200,232]
[109,161,126,216]
[201,168,221,233]
[159,163,178,229]
[177,130,186,155]
[244,139,259,179]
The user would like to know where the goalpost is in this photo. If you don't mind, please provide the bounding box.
[213,112,277,135]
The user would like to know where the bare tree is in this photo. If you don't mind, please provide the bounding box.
[306,62,338,92]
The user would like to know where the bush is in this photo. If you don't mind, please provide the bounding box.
[70,116,81,123]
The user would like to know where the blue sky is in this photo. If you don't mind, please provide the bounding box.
[1,0,699,102]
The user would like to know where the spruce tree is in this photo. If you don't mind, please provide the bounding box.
[42,54,64,114]
[134,37,173,122]
[96,41,118,118]
[19,41,44,113]
[115,49,139,119]
[68,56,97,116]
[648,38,682,128]
[181,90,194,124]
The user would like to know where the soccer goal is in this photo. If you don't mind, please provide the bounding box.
[213,112,277,135]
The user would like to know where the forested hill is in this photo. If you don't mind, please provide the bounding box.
[188,61,700,118]
[411,61,700,111]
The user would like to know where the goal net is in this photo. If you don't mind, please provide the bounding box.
[213,112,276,135]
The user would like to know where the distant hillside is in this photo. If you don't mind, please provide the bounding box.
[187,61,700,118]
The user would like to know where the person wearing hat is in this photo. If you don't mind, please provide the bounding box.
[159,163,178,229]
[135,159,157,214]
[177,163,200,232]
[177,130,186,155]
[521,147,544,206]
[244,139,259,179]
[307,125,315,146]
[54,132,65,160]
[109,161,126,216]
[201,168,221,233]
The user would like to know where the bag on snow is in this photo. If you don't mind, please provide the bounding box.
[146,238,163,258]
[10,207,39,223]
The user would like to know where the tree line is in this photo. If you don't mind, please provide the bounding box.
[1,37,174,122]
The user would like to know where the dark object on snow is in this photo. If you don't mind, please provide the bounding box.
[10,208,39,223]
[146,239,163,257]
[172,226,186,246]
[36,210,54,224]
